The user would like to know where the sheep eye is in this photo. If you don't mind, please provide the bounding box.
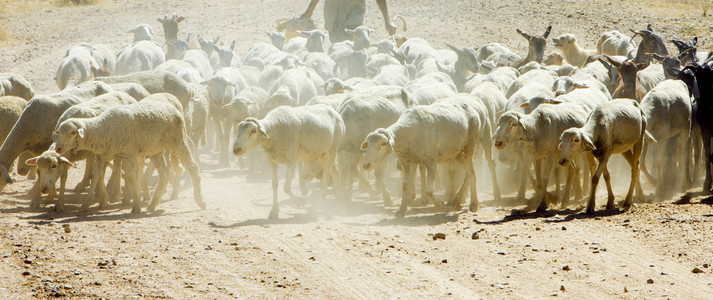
[574,139,580,143]
[70,131,77,136]
[251,129,257,134]
[51,164,57,169]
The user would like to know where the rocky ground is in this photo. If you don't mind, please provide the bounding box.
[1,0,713,298]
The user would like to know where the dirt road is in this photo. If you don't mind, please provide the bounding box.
[1,0,713,298]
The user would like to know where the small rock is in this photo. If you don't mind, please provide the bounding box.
[561,226,567,231]
[442,259,448,263]
[23,259,32,264]
[294,233,303,238]
[63,225,71,234]
[423,260,431,264]
[560,285,565,291]
[535,227,541,231]
[497,251,506,255]
[562,265,571,271]
[624,287,628,293]
[693,267,704,274]
[647,279,654,284]
[308,257,315,261]
[704,264,709,268]
[433,233,446,240]
[471,232,479,240]
[94,281,102,286]
[21,271,30,276]
[470,273,476,278]
[661,272,668,275]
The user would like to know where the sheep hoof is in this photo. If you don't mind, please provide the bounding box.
[131,206,141,214]
[268,209,279,220]
[195,199,206,210]
[54,205,64,213]
[147,204,157,212]
[468,203,478,213]
[585,206,595,215]
[394,208,406,218]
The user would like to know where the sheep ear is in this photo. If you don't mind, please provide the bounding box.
[222,103,232,109]
[583,135,596,151]
[344,28,355,35]
[59,156,74,167]
[177,16,185,23]
[258,126,269,139]
[230,41,236,51]
[77,128,85,138]
[516,29,530,40]
[519,102,531,108]
[573,82,589,89]
[199,80,209,85]
[558,142,563,150]
[360,141,368,151]
[25,156,39,166]
[693,37,698,46]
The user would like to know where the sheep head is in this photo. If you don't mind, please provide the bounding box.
[25,150,73,195]
[53,119,85,156]
[361,129,393,171]
[558,128,595,166]
[493,112,526,149]
[223,97,258,125]
[127,24,154,42]
[444,43,480,73]
[233,118,268,156]
[516,25,552,65]
[197,35,219,55]
[630,25,668,64]
[552,76,588,96]
[345,26,374,50]
[551,33,576,50]
[266,31,286,50]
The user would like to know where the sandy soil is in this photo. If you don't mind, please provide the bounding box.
[2,0,713,298]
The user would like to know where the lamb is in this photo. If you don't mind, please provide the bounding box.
[283,30,328,55]
[338,89,414,204]
[552,34,596,68]
[107,83,150,101]
[597,30,636,58]
[361,94,498,216]
[89,44,116,75]
[114,41,165,75]
[56,45,99,90]
[559,99,654,213]
[31,91,137,211]
[202,67,249,165]
[94,70,194,109]
[166,38,190,60]
[185,89,209,165]
[302,52,336,81]
[463,66,519,94]
[402,72,458,105]
[232,104,344,219]
[0,73,35,100]
[636,63,665,94]
[637,79,691,199]
[330,44,368,79]
[551,74,611,101]
[0,81,112,194]
[515,26,552,68]
[127,24,155,42]
[53,93,205,213]
[370,64,409,87]
[469,82,507,127]
[224,86,269,125]
[493,101,590,211]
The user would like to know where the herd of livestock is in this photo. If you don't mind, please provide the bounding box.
[1,14,711,219]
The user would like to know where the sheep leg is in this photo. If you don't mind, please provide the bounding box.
[396,163,416,218]
[284,162,302,205]
[108,159,122,203]
[560,163,576,209]
[125,157,143,214]
[172,140,205,210]
[464,147,479,212]
[169,154,183,201]
[653,139,667,200]
[374,159,392,207]
[29,180,41,209]
[622,144,644,208]
[56,167,68,212]
[516,156,528,199]
[639,143,656,185]
[74,155,93,193]
[415,165,427,206]
[425,162,443,210]
[141,161,151,204]
[146,154,170,212]
[702,129,712,193]
[95,159,110,209]
[531,159,543,210]
[587,154,610,214]
[269,161,280,219]
[298,162,309,197]
[218,119,232,167]
[553,165,561,201]
[536,158,555,213]
[82,158,103,212]
[338,152,353,201]
[602,167,615,210]
[357,157,377,197]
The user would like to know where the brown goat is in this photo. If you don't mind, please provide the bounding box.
[157,13,185,41]
[600,55,648,101]
[630,24,668,65]
[515,25,552,68]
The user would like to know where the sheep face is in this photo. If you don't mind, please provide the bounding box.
[203,76,235,107]
[262,92,296,114]
[544,53,564,66]
[323,78,351,95]
[493,112,525,150]
[267,32,286,50]
[25,151,73,194]
[345,26,374,50]
[233,119,268,157]
[224,98,255,125]
[558,128,595,166]
[213,41,236,68]
[361,130,393,171]
[127,24,154,42]
[552,77,588,96]
[53,120,85,156]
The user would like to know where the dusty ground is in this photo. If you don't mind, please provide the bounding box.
[2,0,713,298]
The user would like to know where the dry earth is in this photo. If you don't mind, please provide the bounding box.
[2,0,713,298]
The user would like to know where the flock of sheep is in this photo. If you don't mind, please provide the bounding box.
[0,13,709,219]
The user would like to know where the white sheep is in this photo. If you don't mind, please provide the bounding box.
[638,79,691,199]
[201,67,249,166]
[597,30,636,58]
[0,73,35,100]
[232,104,344,219]
[552,34,596,68]
[476,43,522,68]
[31,91,137,211]
[94,70,194,109]
[505,68,557,99]
[559,99,654,213]
[185,83,210,164]
[127,24,155,42]
[115,41,165,75]
[56,45,100,90]
[402,72,457,105]
[338,88,414,204]
[362,94,498,216]
[0,81,112,195]
[493,102,590,211]
[463,66,519,94]
[0,96,27,146]
[212,41,242,69]
[261,68,321,113]
[366,53,401,78]
[53,93,205,213]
